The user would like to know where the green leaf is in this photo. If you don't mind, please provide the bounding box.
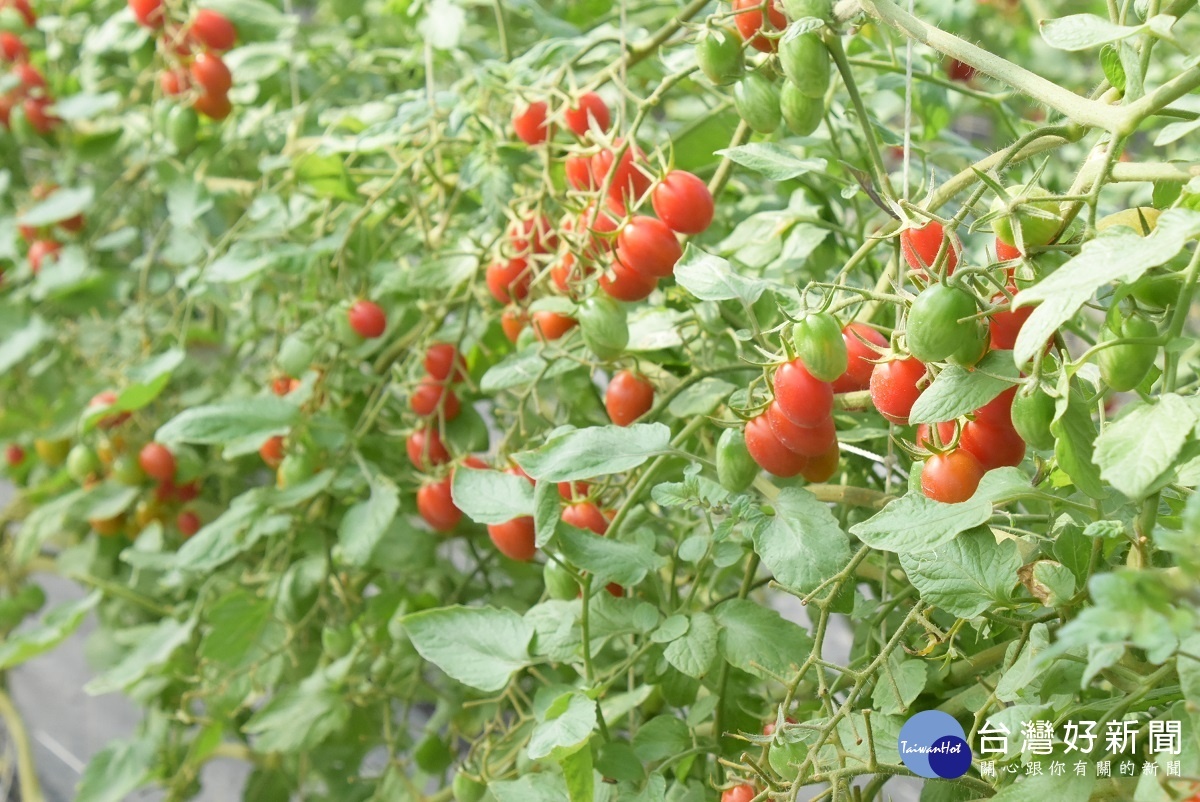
[528,691,596,760]
[1019,560,1076,608]
[197,0,291,40]
[1052,385,1105,500]
[156,398,299,446]
[560,746,595,802]
[898,526,1021,617]
[1094,394,1195,500]
[1039,13,1149,51]
[557,525,665,588]
[78,483,141,521]
[198,589,273,667]
[18,187,94,227]
[633,716,691,763]
[534,478,561,548]
[0,592,100,670]
[515,424,672,482]
[76,735,157,802]
[907,352,1018,424]
[53,91,121,121]
[293,152,358,201]
[243,672,351,754]
[0,314,50,373]
[674,245,770,304]
[490,774,571,802]
[870,652,927,715]
[337,474,400,566]
[402,606,533,692]
[986,761,1095,801]
[714,142,827,180]
[752,487,852,592]
[663,612,718,679]
[714,599,814,679]
[452,466,536,525]
[1100,45,1126,92]
[85,617,197,695]
[172,490,285,573]
[851,492,990,554]
[667,377,738,418]
[480,349,579,392]
[1014,209,1200,365]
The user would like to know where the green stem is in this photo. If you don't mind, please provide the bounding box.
[0,687,45,802]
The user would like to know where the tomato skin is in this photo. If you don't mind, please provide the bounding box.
[972,385,1016,430]
[557,480,590,500]
[425,343,466,382]
[766,401,836,457]
[500,307,527,342]
[562,501,609,535]
[734,71,781,134]
[348,300,387,339]
[551,253,591,296]
[176,510,202,538]
[696,25,744,85]
[406,428,451,471]
[779,33,829,98]
[716,427,758,492]
[916,420,957,450]
[901,221,959,277]
[780,82,824,135]
[191,52,232,96]
[794,313,848,383]
[995,237,1022,261]
[129,0,165,28]
[946,58,976,82]
[487,517,537,561]
[532,311,578,342]
[67,444,101,483]
[800,440,840,482]
[5,444,25,468]
[564,92,609,137]
[869,357,926,425]
[600,258,657,302]
[512,100,549,144]
[617,216,682,279]
[731,0,786,52]
[167,105,199,152]
[1097,316,1158,392]
[0,32,28,62]
[193,89,232,121]
[921,449,985,503]
[591,140,650,208]
[651,171,714,235]
[508,214,557,256]
[744,415,810,477]
[1011,388,1056,450]
[721,783,759,802]
[578,295,629,360]
[486,258,531,305]
[259,435,285,468]
[113,454,146,486]
[22,98,58,135]
[27,239,61,273]
[138,443,177,483]
[991,186,1061,249]
[417,478,462,532]
[605,370,654,426]
[959,419,1025,470]
[189,9,237,51]
[988,287,1033,351]
[88,390,131,429]
[906,283,978,363]
[410,378,461,420]
[831,323,887,393]
[773,360,833,428]
[575,203,621,256]
[564,154,595,190]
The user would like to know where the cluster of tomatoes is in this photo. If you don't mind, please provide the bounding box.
[0,0,60,135]
[128,0,238,122]
[13,183,84,279]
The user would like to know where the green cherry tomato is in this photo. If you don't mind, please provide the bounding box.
[780,82,824,135]
[277,452,315,489]
[1097,316,1158,392]
[578,295,629,360]
[543,560,579,601]
[991,186,1062,249]
[16,583,46,614]
[716,427,759,492]
[947,318,990,368]
[168,105,199,153]
[734,72,781,134]
[1011,388,1056,450]
[278,333,317,378]
[1130,270,1182,311]
[66,444,102,484]
[452,771,487,802]
[779,33,830,98]
[793,312,848,382]
[112,454,147,486]
[906,284,978,363]
[696,26,744,86]
[783,0,832,18]
[321,626,353,658]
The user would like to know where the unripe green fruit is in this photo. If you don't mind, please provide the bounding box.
[991,186,1062,249]
[779,33,830,99]
[1011,388,1056,450]
[716,428,758,493]
[906,284,978,363]
[793,312,847,382]
[696,26,744,86]
[780,83,824,135]
[734,72,782,134]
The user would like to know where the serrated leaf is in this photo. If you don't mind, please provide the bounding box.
[558,525,665,588]
[663,613,718,678]
[85,617,197,695]
[1094,394,1195,500]
[714,143,827,181]
[1040,13,1147,51]
[0,592,100,670]
[402,606,533,692]
[514,424,671,482]
[18,187,94,227]
[753,488,852,591]
[851,492,991,553]
[1052,386,1105,500]
[528,691,596,760]
[714,599,814,678]
[337,474,400,566]
[452,466,535,525]
[674,245,770,303]
[899,527,1021,617]
[908,352,1018,424]
[156,398,299,446]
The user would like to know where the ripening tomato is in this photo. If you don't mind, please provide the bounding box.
[138,442,177,483]
[651,171,714,235]
[564,92,610,137]
[744,414,809,477]
[616,216,682,279]
[779,32,830,98]
[129,0,165,28]
[557,480,590,500]
[528,310,575,341]
[509,214,557,256]
[901,220,959,277]
[946,58,976,82]
[731,0,786,52]
[995,237,1022,261]
[189,9,237,51]
[921,449,984,503]
[348,300,387,339]
[762,716,798,736]
[0,32,27,62]
[562,501,609,535]
[488,517,537,560]
[831,322,887,393]
[766,401,836,457]
[988,287,1033,351]
[5,444,25,468]
[551,253,594,295]
[418,478,462,532]
[177,510,202,538]
[407,428,451,471]
[512,100,548,144]
[773,360,833,428]
[800,439,840,483]
[425,343,466,382]
[486,258,531,305]
[575,203,621,256]
[193,90,232,120]
[565,154,595,190]
[191,52,232,96]
[606,370,654,426]
[721,783,758,802]
[991,186,1061,250]
[176,480,201,502]
[160,67,190,96]
[869,357,926,425]
[600,259,657,302]
[27,239,60,273]
[90,515,125,538]
[959,419,1026,470]
[12,63,42,92]
[500,307,527,342]
[461,455,489,471]
[410,378,461,420]
[259,435,285,468]
[591,140,651,208]
[88,390,131,429]
[23,98,58,135]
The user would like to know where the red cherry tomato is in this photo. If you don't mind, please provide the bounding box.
[486,258,531,305]
[564,92,610,137]
[418,478,462,532]
[532,311,578,342]
[744,414,809,477]
[831,322,888,393]
[565,154,595,190]
[557,480,590,500]
[406,428,451,471]
[551,253,594,295]
[176,480,201,502]
[512,100,549,145]
[995,237,1022,261]
[0,32,28,62]
[591,140,650,209]
[921,449,985,503]
[988,287,1033,351]
[138,443,176,483]
[869,357,926,425]
[773,360,834,428]
[600,259,657,302]
[800,439,840,483]
[177,510,202,538]
[410,378,461,420]
[946,58,976,82]
[960,419,1026,470]
[576,203,621,257]
[188,9,237,51]
[259,435,285,468]
[488,517,537,560]
[193,90,232,120]
[460,455,489,471]
[89,390,131,429]
[129,0,165,28]
[23,98,58,135]
[348,299,387,339]
[160,67,190,96]
[508,214,557,256]
[731,0,786,52]
[5,444,26,467]
[605,370,654,426]
[500,307,527,342]
[765,401,836,457]
[562,501,609,535]
[190,52,232,96]
[651,170,714,235]
[4,0,35,27]
[973,386,1015,429]
[12,62,42,91]
[616,216,682,278]
[901,221,959,278]
[27,239,60,273]
[424,343,466,382]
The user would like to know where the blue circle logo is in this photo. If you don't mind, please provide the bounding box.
[897,711,972,779]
